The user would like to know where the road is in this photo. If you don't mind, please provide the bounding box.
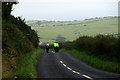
[36,51,120,80]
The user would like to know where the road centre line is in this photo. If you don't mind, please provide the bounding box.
[59,60,93,80]
[63,64,67,67]
[67,67,72,70]
[82,74,93,80]
[60,61,63,64]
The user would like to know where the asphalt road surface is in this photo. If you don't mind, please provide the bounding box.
[36,51,120,80]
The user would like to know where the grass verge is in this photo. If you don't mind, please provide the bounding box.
[14,49,44,78]
[61,49,120,74]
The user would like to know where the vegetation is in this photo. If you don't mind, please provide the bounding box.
[55,35,66,42]
[27,15,120,73]
[14,49,43,78]
[61,49,120,73]
[26,17,118,44]
[61,36,120,62]
[60,35,120,73]
[2,2,40,78]
[2,1,120,79]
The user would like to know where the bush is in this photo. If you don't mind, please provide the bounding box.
[62,35,119,62]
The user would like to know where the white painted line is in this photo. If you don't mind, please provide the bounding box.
[60,61,63,64]
[67,67,72,70]
[82,75,93,80]
[72,70,76,73]
[72,70,80,74]
[62,64,67,67]
[60,60,93,80]
[76,72,80,74]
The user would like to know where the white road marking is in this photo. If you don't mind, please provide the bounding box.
[62,64,67,67]
[60,61,63,64]
[72,70,80,74]
[59,60,93,80]
[72,70,76,73]
[82,75,93,80]
[76,72,80,74]
[67,67,72,70]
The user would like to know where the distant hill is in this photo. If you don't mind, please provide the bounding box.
[26,17,118,44]
[26,17,118,27]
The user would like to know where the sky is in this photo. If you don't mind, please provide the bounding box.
[11,0,120,21]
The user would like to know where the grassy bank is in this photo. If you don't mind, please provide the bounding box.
[61,49,120,74]
[14,49,43,78]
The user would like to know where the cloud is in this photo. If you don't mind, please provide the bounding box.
[12,0,118,21]
[19,0,119,3]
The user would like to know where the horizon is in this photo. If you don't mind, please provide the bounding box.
[26,16,117,21]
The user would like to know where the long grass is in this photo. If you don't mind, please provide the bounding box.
[14,49,43,78]
[61,49,120,73]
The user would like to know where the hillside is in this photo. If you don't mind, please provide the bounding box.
[26,17,118,44]
[2,2,39,78]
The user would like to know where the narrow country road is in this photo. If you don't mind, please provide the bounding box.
[36,51,120,80]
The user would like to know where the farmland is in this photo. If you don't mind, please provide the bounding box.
[26,17,118,44]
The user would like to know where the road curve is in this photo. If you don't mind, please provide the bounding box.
[36,51,120,80]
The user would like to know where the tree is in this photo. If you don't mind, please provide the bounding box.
[55,35,66,42]
[37,21,41,26]
[2,2,17,20]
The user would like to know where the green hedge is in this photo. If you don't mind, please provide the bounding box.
[61,36,120,62]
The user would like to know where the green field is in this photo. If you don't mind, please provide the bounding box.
[26,17,118,44]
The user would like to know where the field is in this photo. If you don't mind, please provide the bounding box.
[26,17,118,44]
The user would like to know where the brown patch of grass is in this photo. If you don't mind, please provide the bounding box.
[2,54,18,78]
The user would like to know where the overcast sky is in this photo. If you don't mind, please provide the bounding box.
[11,0,119,21]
